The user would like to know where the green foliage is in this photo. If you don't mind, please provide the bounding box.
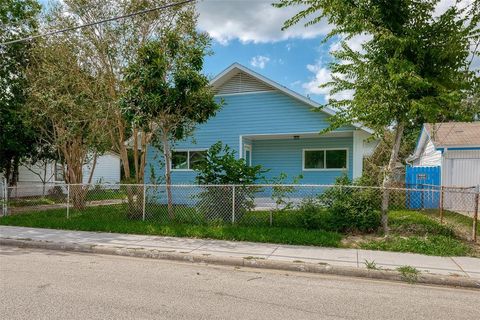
[196,142,267,185]
[275,0,480,135]
[120,12,220,146]
[0,0,41,183]
[396,265,420,283]
[270,172,303,211]
[318,176,381,232]
[0,206,343,248]
[362,235,471,257]
[196,142,267,222]
[296,198,332,230]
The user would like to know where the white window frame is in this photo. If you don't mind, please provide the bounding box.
[171,149,208,171]
[243,144,252,166]
[302,148,349,171]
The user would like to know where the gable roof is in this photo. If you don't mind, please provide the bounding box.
[424,122,480,147]
[210,63,373,134]
[407,121,480,162]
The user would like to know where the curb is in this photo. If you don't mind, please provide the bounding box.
[1,238,479,289]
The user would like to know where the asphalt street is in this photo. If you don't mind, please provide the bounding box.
[0,246,478,320]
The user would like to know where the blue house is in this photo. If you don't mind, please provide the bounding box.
[145,63,376,185]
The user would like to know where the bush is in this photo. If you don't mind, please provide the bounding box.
[196,142,267,222]
[296,198,332,230]
[318,176,381,233]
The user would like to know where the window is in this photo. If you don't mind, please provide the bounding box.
[303,149,347,170]
[54,163,64,181]
[171,150,207,170]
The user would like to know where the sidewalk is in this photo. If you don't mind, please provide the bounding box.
[1,226,479,280]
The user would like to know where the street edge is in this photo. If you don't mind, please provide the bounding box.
[1,238,479,289]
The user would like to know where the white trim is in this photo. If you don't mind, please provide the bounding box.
[243,144,252,166]
[171,149,208,171]
[238,136,243,160]
[352,130,368,178]
[210,63,374,134]
[302,148,349,171]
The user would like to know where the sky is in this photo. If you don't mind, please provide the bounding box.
[38,0,478,105]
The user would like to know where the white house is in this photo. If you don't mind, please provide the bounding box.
[2,152,121,197]
[406,122,480,213]
[408,122,480,188]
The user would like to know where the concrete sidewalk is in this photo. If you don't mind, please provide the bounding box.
[1,226,479,280]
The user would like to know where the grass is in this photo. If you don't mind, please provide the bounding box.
[8,197,58,207]
[359,210,473,257]
[0,205,475,257]
[360,234,471,256]
[7,189,126,208]
[0,205,342,248]
[423,209,479,238]
[396,265,420,283]
[85,189,126,201]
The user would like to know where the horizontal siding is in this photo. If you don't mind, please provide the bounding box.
[252,137,353,184]
[146,91,356,184]
[83,154,121,184]
[146,137,353,184]
[417,139,441,166]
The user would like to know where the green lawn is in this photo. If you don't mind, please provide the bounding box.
[0,205,475,257]
[0,205,342,248]
[359,210,474,256]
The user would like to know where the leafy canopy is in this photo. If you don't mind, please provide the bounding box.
[274,0,480,133]
[196,142,267,185]
[121,17,220,141]
[0,0,41,178]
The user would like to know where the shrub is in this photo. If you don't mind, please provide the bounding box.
[196,142,267,222]
[296,198,332,230]
[318,176,381,233]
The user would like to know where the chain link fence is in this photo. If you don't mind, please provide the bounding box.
[1,182,478,240]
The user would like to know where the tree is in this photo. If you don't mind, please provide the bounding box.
[121,16,221,219]
[275,0,480,233]
[27,35,109,208]
[45,0,194,185]
[0,0,41,186]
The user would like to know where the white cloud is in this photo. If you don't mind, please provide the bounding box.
[329,33,372,53]
[197,0,332,44]
[250,55,270,69]
[303,61,354,100]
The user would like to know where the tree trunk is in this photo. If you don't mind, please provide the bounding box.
[161,133,174,220]
[381,122,405,234]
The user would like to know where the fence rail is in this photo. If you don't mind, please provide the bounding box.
[1,181,478,241]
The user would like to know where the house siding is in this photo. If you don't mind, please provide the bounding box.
[442,150,480,187]
[252,137,353,183]
[146,90,355,184]
[82,154,121,184]
[415,138,441,166]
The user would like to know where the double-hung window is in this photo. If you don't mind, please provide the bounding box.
[303,149,347,170]
[171,150,207,170]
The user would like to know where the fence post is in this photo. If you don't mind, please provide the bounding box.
[232,185,236,224]
[1,178,5,216]
[142,184,146,221]
[4,177,8,216]
[439,185,444,224]
[473,185,479,242]
[66,184,70,219]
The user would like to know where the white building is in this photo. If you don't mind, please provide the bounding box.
[2,152,121,197]
[408,122,480,188]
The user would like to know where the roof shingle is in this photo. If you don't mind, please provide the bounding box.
[425,122,480,147]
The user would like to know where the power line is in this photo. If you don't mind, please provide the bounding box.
[0,0,195,46]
